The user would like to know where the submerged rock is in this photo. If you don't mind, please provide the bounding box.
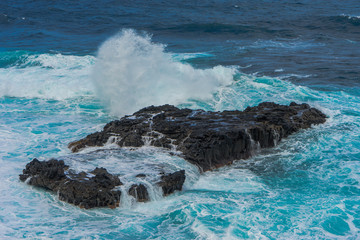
[19,158,122,209]
[69,102,326,171]
[135,173,147,178]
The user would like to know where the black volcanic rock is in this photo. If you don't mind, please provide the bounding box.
[158,170,186,195]
[69,102,326,171]
[128,184,150,202]
[19,159,122,209]
[20,158,187,208]
[19,158,67,189]
[135,173,147,178]
[20,102,326,209]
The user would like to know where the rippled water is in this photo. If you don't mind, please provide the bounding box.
[1,0,360,239]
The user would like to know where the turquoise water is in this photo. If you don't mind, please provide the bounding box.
[0,32,359,239]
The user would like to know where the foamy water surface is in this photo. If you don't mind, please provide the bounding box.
[0,31,359,239]
[1,0,360,237]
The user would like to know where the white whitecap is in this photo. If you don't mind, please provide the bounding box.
[0,53,95,100]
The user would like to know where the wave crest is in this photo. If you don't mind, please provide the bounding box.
[331,14,360,25]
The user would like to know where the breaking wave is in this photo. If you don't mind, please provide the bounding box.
[92,29,236,116]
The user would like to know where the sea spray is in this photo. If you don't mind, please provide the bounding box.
[92,29,236,117]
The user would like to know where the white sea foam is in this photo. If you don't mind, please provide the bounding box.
[1,29,360,239]
[0,53,95,99]
[190,166,265,194]
[92,29,236,117]
[0,30,235,109]
[171,52,213,61]
[340,14,360,20]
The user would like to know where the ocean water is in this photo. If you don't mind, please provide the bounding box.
[1,0,360,239]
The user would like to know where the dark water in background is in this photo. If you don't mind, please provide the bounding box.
[1,0,359,88]
[1,1,360,239]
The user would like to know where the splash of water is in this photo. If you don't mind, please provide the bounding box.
[92,29,236,117]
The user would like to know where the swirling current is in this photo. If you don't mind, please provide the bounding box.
[0,0,359,239]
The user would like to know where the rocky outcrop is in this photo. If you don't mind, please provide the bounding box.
[128,184,149,202]
[69,102,326,171]
[158,170,186,196]
[127,170,186,201]
[19,158,122,209]
[20,102,326,209]
[20,158,186,208]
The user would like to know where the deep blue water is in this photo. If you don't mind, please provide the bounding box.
[0,1,360,239]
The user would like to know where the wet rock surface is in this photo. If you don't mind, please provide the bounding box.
[128,184,150,202]
[158,170,186,196]
[20,158,186,208]
[69,102,326,171]
[20,102,326,209]
[20,158,122,209]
